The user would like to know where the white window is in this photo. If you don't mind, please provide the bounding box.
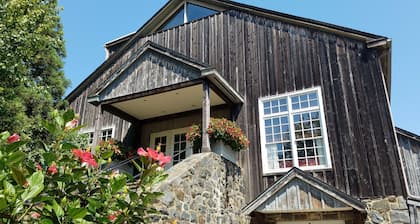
[101,128,114,141]
[150,127,193,168]
[259,87,331,174]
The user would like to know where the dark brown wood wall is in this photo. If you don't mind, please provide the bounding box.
[397,132,420,196]
[69,10,404,202]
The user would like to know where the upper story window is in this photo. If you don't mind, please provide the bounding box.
[101,128,114,141]
[159,2,218,31]
[258,87,332,175]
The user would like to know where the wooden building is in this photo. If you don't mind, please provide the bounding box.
[67,0,419,223]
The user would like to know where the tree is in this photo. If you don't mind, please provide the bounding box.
[0,0,69,138]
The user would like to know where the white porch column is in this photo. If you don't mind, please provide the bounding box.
[202,79,211,152]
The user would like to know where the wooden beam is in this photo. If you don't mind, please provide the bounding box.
[92,104,103,151]
[202,79,211,152]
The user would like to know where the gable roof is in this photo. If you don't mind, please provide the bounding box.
[87,40,243,107]
[91,40,209,99]
[242,167,366,215]
[396,127,420,142]
[66,0,391,102]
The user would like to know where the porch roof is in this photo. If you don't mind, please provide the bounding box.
[242,168,366,215]
[87,41,243,120]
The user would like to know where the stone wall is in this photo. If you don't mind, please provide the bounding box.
[364,196,410,224]
[150,152,250,224]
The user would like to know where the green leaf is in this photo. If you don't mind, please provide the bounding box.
[5,141,27,154]
[3,180,16,196]
[28,171,44,186]
[129,192,138,202]
[62,142,78,150]
[52,199,64,218]
[42,120,57,135]
[68,207,88,220]
[0,131,10,142]
[0,198,7,211]
[40,218,54,224]
[11,166,26,186]
[63,110,75,123]
[6,151,26,166]
[101,151,113,159]
[21,171,44,202]
[42,152,57,165]
[111,176,126,194]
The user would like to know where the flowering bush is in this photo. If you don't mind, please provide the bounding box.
[186,117,250,151]
[0,109,170,223]
[96,139,136,161]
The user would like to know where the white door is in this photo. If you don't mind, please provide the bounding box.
[150,127,193,167]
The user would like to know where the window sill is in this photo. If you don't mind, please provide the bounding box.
[262,165,332,176]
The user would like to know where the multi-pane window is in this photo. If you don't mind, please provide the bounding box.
[259,87,331,174]
[150,128,192,168]
[173,133,187,165]
[159,3,218,31]
[101,128,113,141]
[154,136,167,153]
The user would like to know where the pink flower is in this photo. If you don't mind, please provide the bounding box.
[31,212,41,219]
[137,147,148,157]
[48,164,58,175]
[72,149,98,168]
[137,147,171,167]
[147,147,159,161]
[157,152,171,167]
[7,133,20,143]
[108,214,117,222]
[65,119,78,129]
[36,164,42,171]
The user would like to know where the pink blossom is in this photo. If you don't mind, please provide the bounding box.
[65,119,78,129]
[7,133,20,143]
[48,164,58,175]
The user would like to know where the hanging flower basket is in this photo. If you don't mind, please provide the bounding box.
[186,118,249,163]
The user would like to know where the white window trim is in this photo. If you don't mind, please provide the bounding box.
[100,126,115,141]
[149,127,192,168]
[80,128,95,145]
[258,87,332,175]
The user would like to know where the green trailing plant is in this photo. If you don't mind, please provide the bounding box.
[0,109,171,223]
[186,117,250,152]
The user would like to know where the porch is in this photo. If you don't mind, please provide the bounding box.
[87,41,243,167]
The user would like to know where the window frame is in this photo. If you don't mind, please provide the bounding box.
[81,130,95,146]
[149,127,193,168]
[258,87,332,175]
[158,1,220,31]
[100,127,115,142]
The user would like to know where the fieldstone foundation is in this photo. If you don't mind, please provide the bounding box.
[364,196,410,224]
[150,152,250,224]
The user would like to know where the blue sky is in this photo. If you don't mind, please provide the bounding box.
[59,0,420,134]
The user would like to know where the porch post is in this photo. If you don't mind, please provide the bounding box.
[92,104,103,152]
[202,79,211,152]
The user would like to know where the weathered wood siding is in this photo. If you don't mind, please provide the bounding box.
[397,132,420,196]
[257,179,347,212]
[100,50,201,101]
[69,10,404,202]
[408,200,420,224]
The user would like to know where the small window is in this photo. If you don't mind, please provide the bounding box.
[159,2,218,31]
[101,128,114,141]
[160,7,185,31]
[259,87,331,174]
[82,131,94,145]
[187,3,218,22]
